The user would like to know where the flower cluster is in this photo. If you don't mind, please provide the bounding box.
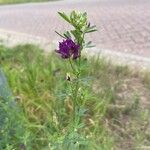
[56,38,80,59]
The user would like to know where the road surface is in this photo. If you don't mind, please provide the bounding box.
[0,0,150,58]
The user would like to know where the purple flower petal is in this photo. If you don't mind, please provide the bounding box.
[56,38,80,60]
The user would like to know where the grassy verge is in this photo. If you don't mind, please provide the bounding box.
[0,0,57,5]
[0,44,150,149]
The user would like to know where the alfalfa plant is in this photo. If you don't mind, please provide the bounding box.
[55,11,97,149]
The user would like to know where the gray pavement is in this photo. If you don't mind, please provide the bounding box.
[0,0,150,58]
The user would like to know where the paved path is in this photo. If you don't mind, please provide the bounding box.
[0,0,150,58]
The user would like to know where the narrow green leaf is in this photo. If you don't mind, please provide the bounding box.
[84,41,95,48]
[85,29,97,33]
[63,31,71,39]
[82,12,87,17]
[58,12,71,24]
[87,25,96,29]
[55,31,66,39]
[86,41,92,45]
[86,45,95,48]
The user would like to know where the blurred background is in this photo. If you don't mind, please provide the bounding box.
[0,0,150,58]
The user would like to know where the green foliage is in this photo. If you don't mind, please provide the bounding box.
[55,11,98,148]
[0,67,12,101]
[56,11,97,49]
[0,44,149,149]
[0,0,56,5]
[0,44,113,149]
[0,67,30,149]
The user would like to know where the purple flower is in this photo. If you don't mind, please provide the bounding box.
[56,39,80,59]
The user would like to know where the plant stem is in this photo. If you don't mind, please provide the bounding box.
[78,33,85,71]
[69,58,76,75]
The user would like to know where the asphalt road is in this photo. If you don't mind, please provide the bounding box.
[0,0,150,58]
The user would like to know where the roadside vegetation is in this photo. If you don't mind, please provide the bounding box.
[0,44,149,149]
[0,0,57,5]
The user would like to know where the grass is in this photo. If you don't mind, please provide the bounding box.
[0,44,150,149]
[0,0,57,5]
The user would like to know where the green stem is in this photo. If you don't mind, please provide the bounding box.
[68,59,81,127]
[69,32,85,129]
[72,74,80,127]
[78,33,85,70]
[69,58,76,75]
